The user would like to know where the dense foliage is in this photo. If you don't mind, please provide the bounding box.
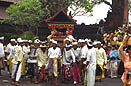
[3,0,49,33]
[40,0,94,17]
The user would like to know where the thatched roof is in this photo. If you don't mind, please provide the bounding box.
[0,0,19,3]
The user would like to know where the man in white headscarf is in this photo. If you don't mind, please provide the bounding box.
[48,40,61,86]
[5,39,16,75]
[62,44,75,83]
[79,39,88,81]
[96,41,107,81]
[84,41,96,86]
[11,39,24,86]
[71,42,81,85]
[35,45,49,82]
[27,39,40,83]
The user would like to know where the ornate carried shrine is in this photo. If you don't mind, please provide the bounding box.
[45,10,76,42]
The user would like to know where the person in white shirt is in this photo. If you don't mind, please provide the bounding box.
[79,39,88,81]
[27,40,39,84]
[96,41,107,81]
[5,39,16,75]
[71,42,81,85]
[0,36,5,76]
[23,40,30,61]
[48,40,61,86]
[11,39,24,86]
[22,40,30,75]
[84,41,96,86]
[62,44,75,83]
[35,45,48,83]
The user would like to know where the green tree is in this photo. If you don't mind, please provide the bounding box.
[68,0,94,17]
[3,0,49,34]
[40,0,94,17]
[19,31,39,40]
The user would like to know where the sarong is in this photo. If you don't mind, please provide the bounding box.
[110,62,117,78]
[0,57,4,69]
[27,63,38,77]
[38,66,47,82]
[72,63,81,82]
[21,57,25,75]
[9,58,13,73]
[96,64,104,80]
[62,64,71,80]
[48,58,58,77]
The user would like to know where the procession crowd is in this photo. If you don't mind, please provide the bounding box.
[0,30,131,86]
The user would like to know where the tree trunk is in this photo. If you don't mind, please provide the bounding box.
[104,0,128,31]
[123,0,128,24]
